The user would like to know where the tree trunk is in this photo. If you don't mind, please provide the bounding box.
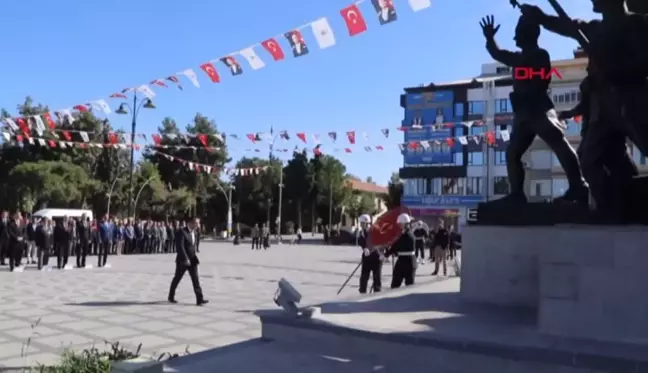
[311,200,316,235]
[296,198,303,229]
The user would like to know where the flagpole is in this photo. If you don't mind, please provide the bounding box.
[267,126,274,227]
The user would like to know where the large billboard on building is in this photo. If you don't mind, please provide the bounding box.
[403,90,455,165]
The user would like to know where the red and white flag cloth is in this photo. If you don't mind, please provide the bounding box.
[408,0,432,12]
[340,4,367,36]
[261,38,285,61]
[239,48,265,70]
[179,69,200,88]
[311,18,336,49]
[200,62,221,83]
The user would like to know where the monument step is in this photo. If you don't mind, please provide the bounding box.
[162,338,433,373]
[257,278,648,373]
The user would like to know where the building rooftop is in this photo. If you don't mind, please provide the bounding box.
[346,179,388,194]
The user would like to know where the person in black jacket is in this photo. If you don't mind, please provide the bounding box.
[448,225,461,260]
[168,218,208,306]
[8,211,26,271]
[54,217,71,269]
[431,220,449,276]
[76,215,91,268]
[35,218,54,270]
[0,210,10,265]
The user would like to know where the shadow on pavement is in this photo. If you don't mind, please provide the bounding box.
[65,300,170,307]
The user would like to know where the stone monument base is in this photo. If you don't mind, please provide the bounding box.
[461,225,648,343]
[258,278,648,373]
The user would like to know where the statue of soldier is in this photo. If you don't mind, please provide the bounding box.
[521,0,648,220]
[479,14,589,206]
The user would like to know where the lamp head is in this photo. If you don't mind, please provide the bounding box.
[115,104,128,115]
[143,99,156,109]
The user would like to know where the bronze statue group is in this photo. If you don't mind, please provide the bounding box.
[480,0,648,222]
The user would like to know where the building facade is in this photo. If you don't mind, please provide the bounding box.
[399,49,648,228]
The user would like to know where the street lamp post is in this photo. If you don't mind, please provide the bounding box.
[106,177,122,217]
[115,92,156,220]
[133,176,156,216]
[215,181,235,238]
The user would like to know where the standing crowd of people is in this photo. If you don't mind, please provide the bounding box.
[0,211,203,272]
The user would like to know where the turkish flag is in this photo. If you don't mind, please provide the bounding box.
[368,206,411,248]
[261,38,285,61]
[340,5,367,36]
[200,62,220,83]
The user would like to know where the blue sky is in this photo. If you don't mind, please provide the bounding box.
[1,0,593,185]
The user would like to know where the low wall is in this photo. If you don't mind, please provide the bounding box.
[460,226,547,308]
[461,224,648,343]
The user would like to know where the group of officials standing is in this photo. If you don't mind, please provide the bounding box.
[355,214,461,294]
[0,211,202,272]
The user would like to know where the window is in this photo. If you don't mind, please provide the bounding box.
[403,179,416,195]
[552,178,568,197]
[441,178,464,195]
[453,152,464,166]
[470,126,485,135]
[495,150,507,165]
[417,178,426,195]
[468,152,484,165]
[496,66,511,74]
[468,100,485,115]
[454,102,465,117]
[430,178,442,195]
[493,177,510,195]
[495,99,511,113]
[529,150,552,169]
[466,177,483,195]
[530,180,552,197]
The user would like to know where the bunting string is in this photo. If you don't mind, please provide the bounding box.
[0,0,433,124]
[151,150,268,176]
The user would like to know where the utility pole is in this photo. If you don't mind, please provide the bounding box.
[277,163,284,244]
[267,125,274,227]
[227,185,233,238]
[328,173,333,230]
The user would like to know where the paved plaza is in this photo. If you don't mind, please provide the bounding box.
[0,239,439,369]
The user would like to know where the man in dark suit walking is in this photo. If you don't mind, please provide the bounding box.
[76,215,91,268]
[168,218,208,306]
[8,212,26,271]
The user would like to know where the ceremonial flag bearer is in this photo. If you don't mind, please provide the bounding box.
[358,214,382,293]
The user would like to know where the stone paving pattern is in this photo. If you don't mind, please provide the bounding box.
[0,238,438,368]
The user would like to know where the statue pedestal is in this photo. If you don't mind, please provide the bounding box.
[461,225,648,342]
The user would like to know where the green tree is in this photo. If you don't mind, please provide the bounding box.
[283,150,312,229]
[316,155,351,225]
[8,161,97,212]
[384,172,403,209]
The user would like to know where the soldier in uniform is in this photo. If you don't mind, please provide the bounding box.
[559,75,638,218]
[358,214,382,293]
[388,213,416,288]
[521,0,648,220]
[480,14,589,205]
